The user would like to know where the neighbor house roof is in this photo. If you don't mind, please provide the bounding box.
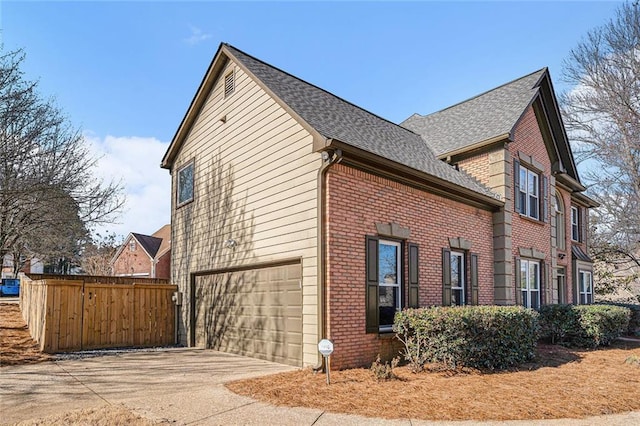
[132,233,162,259]
[162,43,501,205]
[401,69,546,158]
[151,224,171,258]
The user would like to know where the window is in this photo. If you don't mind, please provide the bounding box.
[177,162,194,206]
[571,206,580,241]
[555,193,565,250]
[579,271,593,304]
[224,71,235,98]
[442,248,479,306]
[129,240,136,252]
[378,240,401,332]
[514,159,549,221]
[520,259,540,309]
[556,267,566,304]
[450,251,465,306]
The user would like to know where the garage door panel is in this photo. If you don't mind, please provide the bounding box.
[195,263,303,367]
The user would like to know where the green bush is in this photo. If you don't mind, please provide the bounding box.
[394,306,539,371]
[539,304,631,348]
[538,305,577,344]
[597,302,640,336]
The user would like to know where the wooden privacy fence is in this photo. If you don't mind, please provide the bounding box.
[20,274,177,353]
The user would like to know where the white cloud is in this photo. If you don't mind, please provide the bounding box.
[84,134,171,240]
[184,25,212,46]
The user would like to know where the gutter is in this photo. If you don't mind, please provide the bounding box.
[314,146,342,371]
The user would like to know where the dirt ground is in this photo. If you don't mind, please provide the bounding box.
[227,340,640,421]
[3,302,640,422]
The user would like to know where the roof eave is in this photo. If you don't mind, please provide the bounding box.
[324,140,503,210]
[437,133,511,160]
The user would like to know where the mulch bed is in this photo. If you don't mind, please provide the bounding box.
[227,340,640,421]
[0,303,53,366]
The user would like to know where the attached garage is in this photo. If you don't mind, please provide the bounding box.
[192,262,303,367]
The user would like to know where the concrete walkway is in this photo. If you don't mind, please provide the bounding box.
[1,348,639,426]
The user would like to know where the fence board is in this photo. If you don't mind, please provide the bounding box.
[20,275,177,353]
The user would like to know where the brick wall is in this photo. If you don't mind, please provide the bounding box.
[155,251,171,280]
[112,237,152,276]
[457,152,490,187]
[325,164,495,369]
[509,106,553,302]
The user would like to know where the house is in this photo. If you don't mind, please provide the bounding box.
[2,253,44,279]
[161,43,597,369]
[111,225,171,279]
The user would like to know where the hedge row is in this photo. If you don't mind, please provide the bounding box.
[538,304,631,347]
[596,302,640,336]
[394,306,538,371]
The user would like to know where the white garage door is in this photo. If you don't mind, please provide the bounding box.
[194,262,302,367]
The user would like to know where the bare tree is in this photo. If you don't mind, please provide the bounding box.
[0,48,124,267]
[80,232,121,276]
[561,2,640,296]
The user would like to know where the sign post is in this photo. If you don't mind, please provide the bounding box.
[317,339,334,385]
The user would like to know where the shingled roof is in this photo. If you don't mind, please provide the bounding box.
[401,69,547,157]
[132,233,162,258]
[223,44,498,201]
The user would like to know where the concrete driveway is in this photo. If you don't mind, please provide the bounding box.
[1,348,639,426]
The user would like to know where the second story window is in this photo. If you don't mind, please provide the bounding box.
[129,240,136,252]
[571,206,580,241]
[177,161,195,206]
[555,193,566,250]
[516,164,540,220]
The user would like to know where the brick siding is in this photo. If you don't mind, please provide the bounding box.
[325,164,494,369]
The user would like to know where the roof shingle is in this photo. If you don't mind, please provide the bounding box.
[224,44,498,201]
[401,69,546,157]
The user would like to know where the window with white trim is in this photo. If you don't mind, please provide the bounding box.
[555,193,566,250]
[177,162,194,206]
[129,240,136,252]
[579,270,593,304]
[520,259,540,309]
[571,206,580,241]
[450,251,465,306]
[378,240,402,331]
[518,165,540,220]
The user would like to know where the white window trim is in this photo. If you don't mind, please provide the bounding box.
[519,165,540,220]
[129,240,136,252]
[379,240,401,332]
[571,206,580,241]
[520,259,540,309]
[450,251,465,306]
[555,193,566,250]
[579,270,593,305]
[177,161,195,206]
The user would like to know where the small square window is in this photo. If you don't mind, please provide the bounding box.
[177,162,194,206]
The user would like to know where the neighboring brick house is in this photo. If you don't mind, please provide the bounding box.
[161,43,596,369]
[111,225,171,279]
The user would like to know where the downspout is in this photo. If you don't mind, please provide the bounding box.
[313,147,342,371]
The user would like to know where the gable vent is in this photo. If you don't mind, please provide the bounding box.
[224,71,235,98]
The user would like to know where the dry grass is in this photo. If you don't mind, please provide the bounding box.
[0,303,52,366]
[227,341,640,421]
[13,404,159,426]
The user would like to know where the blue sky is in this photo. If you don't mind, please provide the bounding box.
[1,1,622,238]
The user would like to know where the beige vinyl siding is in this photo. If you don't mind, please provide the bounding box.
[171,60,321,366]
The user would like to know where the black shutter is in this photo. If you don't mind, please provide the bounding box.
[442,248,451,306]
[408,243,419,308]
[542,175,549,223]
[514,160,521,213]
[514,257,523,306]
[365,236,379,333]
[470,253,479,305]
